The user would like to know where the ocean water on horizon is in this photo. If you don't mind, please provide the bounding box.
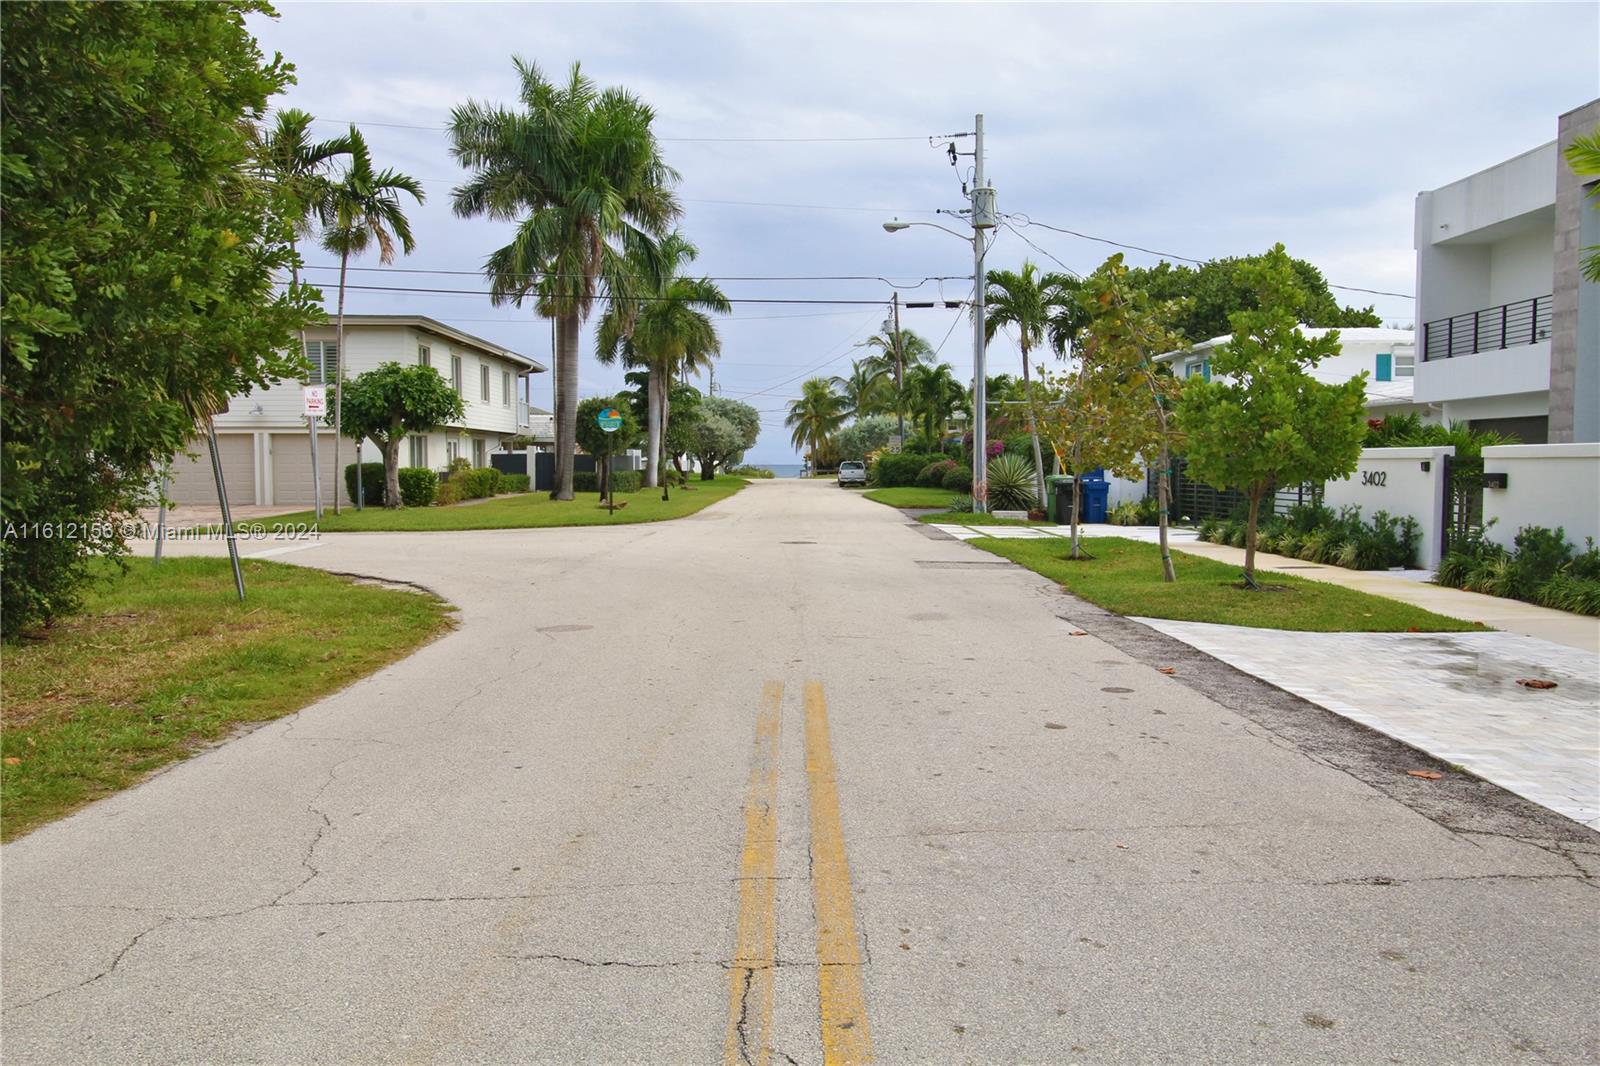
[761,463,806,478]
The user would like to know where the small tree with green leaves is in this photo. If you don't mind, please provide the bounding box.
[336,363,465,508]
[1033,364,1143,558]
[576,396,642,508]
[1176,245,1368,584]
[692,396,760,479]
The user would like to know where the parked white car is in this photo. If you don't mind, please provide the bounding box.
[837,461,867,487]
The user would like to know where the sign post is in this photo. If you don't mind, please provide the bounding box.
[597,407,623,514]
[303,386,326,520]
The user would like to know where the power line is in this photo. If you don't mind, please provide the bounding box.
[299,263,966,286]
[290,112,931,143]
[282,280,895,306]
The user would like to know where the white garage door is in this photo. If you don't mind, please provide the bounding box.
[269,431,350,507]
[165,432,255,505]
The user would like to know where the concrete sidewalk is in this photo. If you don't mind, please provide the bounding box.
[931,522,1600,653]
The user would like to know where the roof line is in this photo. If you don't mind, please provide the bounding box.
[309,314,547,372]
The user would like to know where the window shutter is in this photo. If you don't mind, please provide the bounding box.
[1375,353,1392,382]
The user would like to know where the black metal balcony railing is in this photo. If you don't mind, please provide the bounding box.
[1422,294,1552,361]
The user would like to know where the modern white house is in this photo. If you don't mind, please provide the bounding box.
[1154,326,1425,420]
[166,315,546,507]
[1412,98,1600,444]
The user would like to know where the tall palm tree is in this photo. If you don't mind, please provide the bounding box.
[449,59,679,500]
[904,363,964,444]
[597,232,728,497]
[320,127,424,512]
[832,358,890,421]
[860,324,933,442]
[984,260,1077,501]
[786,378,847,468]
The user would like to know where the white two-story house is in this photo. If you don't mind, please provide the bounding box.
[1155,326,1425,420]
[167,315,546,507]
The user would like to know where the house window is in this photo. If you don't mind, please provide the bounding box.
[480,364,490,402]
[303,340,338,384]
[1185,360,1211,381]
[408,435,428,468]
[1394,352,1415,378]
[446,439,459,464]
[472,438,486,468]
[418,344,431,368]
[502,370,512,407]
[451,355,463,396]
[1375,353,1393,382]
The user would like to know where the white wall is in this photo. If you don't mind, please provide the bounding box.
[1323,446,1455,568]
[1413,340,1550,404]
[1488,226,1555,308]
[1481,443,1600,550]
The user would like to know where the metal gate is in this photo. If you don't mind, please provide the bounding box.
[1440,453,1484,554]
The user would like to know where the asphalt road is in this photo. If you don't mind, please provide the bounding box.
[3,480,1597,1064]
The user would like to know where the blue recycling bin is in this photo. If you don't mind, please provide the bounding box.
[1051,472,1111,524]
[1081,478,1110,523]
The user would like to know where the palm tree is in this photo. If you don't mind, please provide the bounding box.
[786,378,847,468]
[832,358,890,421]
[860,324,933,441]
[597,232,728,498]
[320,127,424,512]
[985,260,1077,501]
[449,59,679,500]
[904,363,964,445]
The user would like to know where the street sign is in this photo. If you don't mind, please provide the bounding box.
[597,406,623,433]
[303,385,327,418]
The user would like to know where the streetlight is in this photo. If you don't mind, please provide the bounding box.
[882,114,995,511]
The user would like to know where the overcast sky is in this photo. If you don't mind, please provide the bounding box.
[249,2,1599,464]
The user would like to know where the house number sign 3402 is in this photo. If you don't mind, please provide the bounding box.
[1360,470,1388,487]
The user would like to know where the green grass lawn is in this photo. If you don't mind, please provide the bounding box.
[260,477,747,532]
[0,557,453,840]
[969,535,1483,633]
[862,486,958,508]
[916,510,1041,526]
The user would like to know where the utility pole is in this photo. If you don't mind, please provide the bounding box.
[891,291,906,446]
[970,113,993,512]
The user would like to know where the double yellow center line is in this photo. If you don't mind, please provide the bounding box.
[724,681,873,1066]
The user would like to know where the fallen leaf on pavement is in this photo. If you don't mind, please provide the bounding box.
[1115,843,1129,850]
[1044,722,1068,730]
[1069,630,1087,637]
[1516,678,1558,690]
[1158,667,1177,675]
[1406,769,1443,780]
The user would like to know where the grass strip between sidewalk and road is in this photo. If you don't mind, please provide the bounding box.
[917,510,1042,526]
[969,535,1485,633]
[861,487,958,509]
[258,477,748,532]
[0,557,454,841]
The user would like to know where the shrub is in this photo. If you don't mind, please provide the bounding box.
[572,471,598,493]
[1197,518,1221,542]
[871,451,944,488]
[1002,434,1034,458]
[1506,526,1574,600]
[344,462,387,506]
[397,467,437,508]
[1107,500,1141,526]
[948,494,974,513]
[918,459,959,488]
[985,453,1038,512]
[499,473,530,493]
[727,465,775,478]
[445,456,472,478]
[458,467,504,499]
[610,470,642,493]
[942,463,973,493]
[1535,574,1600,616]
[434,480,464,506]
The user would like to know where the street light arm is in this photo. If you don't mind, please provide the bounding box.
[882,219,972,243]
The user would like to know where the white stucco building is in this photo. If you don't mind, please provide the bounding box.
[167,315,546,507]
[1412,98,1600,444]
[1155,326,1424,419]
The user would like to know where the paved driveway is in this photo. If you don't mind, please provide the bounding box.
[3,481,1597,1064]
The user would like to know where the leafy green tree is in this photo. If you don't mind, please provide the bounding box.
[692,397,760,479]
[1068,255,1189,578]
[320,128,424,512]
[1176,245,1369,583]
[450,59,679,501]
[985,260,1078,502]
[1033,362,1144,558]
[1,0,316,635]
[786,378,847,468]
[835,416,896,461]
[904,363,964,444]
[859,323,932,440]
[575,395,642,504]
[597,232,728,498]
[335,363,465,508]
[1565,128,1600,283]
[624,372,703,483]
[1125,249,1381,344]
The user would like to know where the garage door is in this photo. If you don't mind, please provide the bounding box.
[165,432,255,505]
[270,431,350,507]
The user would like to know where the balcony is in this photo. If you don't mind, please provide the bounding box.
[1422,295,1552,361]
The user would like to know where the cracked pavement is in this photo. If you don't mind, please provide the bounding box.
[2,480,1597,1064]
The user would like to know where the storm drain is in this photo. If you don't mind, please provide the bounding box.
[915,560,1016,570]
[781,540,817,545]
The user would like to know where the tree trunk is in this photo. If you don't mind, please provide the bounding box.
[1244,488,1264,587]
[1156,441,1176,583]
[659,379,672,501]
[1021,343,1047,505]
[672,451,687,484]
[1070,458,1083,560]
[551,312,580,501]
[383,435,402,509]
[701,456,715,480]
[332,249,349,514]
[644,370,661,490]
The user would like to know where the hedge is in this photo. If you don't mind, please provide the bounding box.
[343,462,387,506]
[397,467,437,508]
[871,451,945,488]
